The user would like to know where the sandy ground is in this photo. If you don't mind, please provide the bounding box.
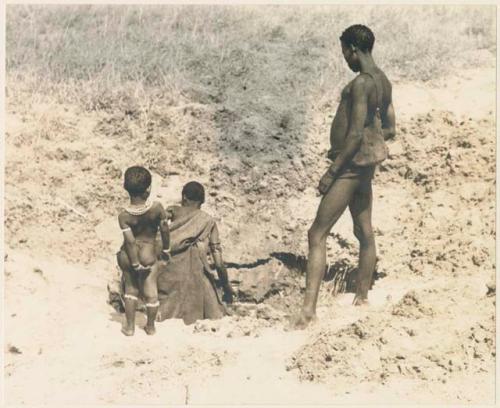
[4,66,496,405]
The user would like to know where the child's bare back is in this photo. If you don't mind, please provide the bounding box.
[117,201,167,269]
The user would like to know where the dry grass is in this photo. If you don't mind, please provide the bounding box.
[6,5,496,112]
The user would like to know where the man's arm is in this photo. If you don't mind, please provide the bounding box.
[318,77,368,194]
[331,76,368,171]
[118,213,141,268]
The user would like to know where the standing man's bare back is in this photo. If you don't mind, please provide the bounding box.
[292,24,396,329]
[331,70,394,152]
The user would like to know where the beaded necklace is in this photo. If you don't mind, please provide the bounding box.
[125,199,153,216]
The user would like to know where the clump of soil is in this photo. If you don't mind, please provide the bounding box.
[391,290,435,319]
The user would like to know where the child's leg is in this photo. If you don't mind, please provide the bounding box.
[142,262,161,335]
[117,250,139,336]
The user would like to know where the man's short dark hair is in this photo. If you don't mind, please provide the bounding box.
[340,25,375,52]
[182,181,205,203]
[124,166,152,196]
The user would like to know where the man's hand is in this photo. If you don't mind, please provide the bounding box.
[318,167,338,195]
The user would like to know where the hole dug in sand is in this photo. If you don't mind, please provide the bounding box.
[226,252,386,324]
[107,250,387,332]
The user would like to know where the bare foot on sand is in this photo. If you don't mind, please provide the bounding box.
[288,310,316,330]
[144,325,156,335]
[353,295,369,306]
[121,326,135,336]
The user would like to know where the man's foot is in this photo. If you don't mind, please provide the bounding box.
[353,294,369,306]
[144,325,156,335]
[288,310,317,330]
[121,326,135,336]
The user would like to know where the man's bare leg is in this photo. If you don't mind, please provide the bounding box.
[291,177,361,329]
[349,185,376,305]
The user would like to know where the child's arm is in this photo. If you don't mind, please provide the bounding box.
[166,205,176,221]
[168,206,194,231]
[381,84,396,141]
[209,223,235,303]
[118,213,141,269]
[157,203,171,259]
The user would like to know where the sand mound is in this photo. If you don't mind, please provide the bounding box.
[288,286,495,389]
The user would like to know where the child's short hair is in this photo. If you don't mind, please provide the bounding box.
[182,181,205,203]
[340,25,375,52]
[124,166,152,196]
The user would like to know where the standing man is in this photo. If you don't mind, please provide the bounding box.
[293,25,396,329]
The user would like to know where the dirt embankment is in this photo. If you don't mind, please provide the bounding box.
[4,60,496,405]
